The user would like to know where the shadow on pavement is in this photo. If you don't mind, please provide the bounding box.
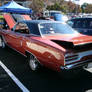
[0,47,92,92]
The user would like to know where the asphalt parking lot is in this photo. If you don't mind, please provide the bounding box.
[0,47,92,92]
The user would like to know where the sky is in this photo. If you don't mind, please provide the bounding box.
[65,0,92,5]
[78,0,92,5]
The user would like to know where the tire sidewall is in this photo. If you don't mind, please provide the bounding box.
[0,36,6,48]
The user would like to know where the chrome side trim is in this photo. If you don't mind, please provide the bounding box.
[65,50,92,64]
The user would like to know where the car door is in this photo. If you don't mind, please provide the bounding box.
[5,29,23,52]
[10,22,29,54]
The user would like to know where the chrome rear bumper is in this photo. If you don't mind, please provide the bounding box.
[61,60,92,70]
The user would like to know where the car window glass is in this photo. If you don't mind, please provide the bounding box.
[73,19,88,28]
[82,20,87,28]
[12,14,24,22]
[67,20,74,27]
[39,23,78,35]
[74,20,82,28]
[88,20,92,28]
[27,23,40,36]
[14,22,29,34]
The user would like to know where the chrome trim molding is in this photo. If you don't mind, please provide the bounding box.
[61,59,92,70]
[65,50,92,64]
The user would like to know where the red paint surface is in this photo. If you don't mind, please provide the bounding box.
[3,14,16,29]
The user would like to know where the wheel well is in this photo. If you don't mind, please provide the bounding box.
[25,51,30,58]
[25,51,35,58]
[25,51,41,65]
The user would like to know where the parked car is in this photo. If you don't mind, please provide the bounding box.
[43,10,68,22]
[53,13,68,22]
[0,19,92,77]
[67,17,92,35]
[43,10,61,18]
[0,13,31,30]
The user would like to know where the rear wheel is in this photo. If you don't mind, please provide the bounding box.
[0,36,6,48]
[28,54,39,71]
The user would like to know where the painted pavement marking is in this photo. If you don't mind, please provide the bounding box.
[0,60,30,92]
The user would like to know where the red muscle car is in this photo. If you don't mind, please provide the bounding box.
[0,20,92,76]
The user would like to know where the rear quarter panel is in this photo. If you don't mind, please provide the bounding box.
[26,38,65,71]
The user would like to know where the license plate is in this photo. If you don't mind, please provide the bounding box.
[87,62,92,68]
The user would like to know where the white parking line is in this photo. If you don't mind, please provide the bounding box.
[0,60,30,92]
[86,89,92,92]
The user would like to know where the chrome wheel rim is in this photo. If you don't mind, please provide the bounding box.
[2,41,5,48]
[29,55,38,71]
[0,37,5,48]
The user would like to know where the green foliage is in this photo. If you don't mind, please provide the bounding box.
[81,3,92,13]
[46,1,81,13]
[81,3,88,13]
[30,0,44,13]
[47,3,61,10]
[85,4,92,13]
[0,15,3,19]
[61,5,68,13]
[29,0,92,13]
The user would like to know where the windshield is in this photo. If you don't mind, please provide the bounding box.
[39,22,78,36]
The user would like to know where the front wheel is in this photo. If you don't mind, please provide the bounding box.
[0,36,6,48]
[28,54,39,71]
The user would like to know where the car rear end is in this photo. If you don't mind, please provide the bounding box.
[62,43,92,70]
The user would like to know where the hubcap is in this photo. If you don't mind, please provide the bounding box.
[0,37,5,48]
[2,41,5,48]
[29,55,38,71]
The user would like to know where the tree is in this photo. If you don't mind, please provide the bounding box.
[67,1,76,13]
[81,3,88,13]
[85,4,92,13]
[47,2,61,10]
[29,0,44,13]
